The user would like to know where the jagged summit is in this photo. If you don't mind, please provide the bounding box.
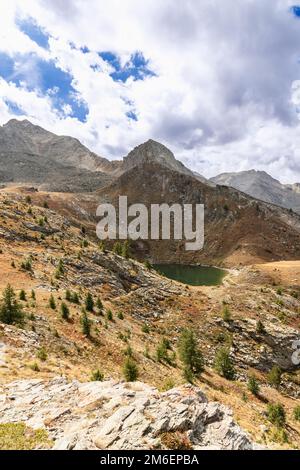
[123,138,196,177]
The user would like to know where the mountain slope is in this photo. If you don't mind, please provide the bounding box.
[210,170,300,214]
[96,163,300,266]
[0,188,299,449]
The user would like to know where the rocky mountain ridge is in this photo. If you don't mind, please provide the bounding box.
[211,170,300,214]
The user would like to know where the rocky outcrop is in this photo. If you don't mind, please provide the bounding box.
[0,377,257,450]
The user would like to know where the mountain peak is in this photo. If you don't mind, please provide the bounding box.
[123,139,195,177]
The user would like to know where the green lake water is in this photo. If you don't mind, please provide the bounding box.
[153,264,227,286]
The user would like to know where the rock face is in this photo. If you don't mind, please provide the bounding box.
[0,377,256,450]
[211,170,300,214]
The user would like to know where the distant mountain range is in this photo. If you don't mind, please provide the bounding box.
[1,118,300,266]
[211,170,300,214]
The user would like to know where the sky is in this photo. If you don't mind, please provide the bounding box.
[1,1,300,182]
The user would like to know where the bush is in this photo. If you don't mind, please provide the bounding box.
[256,320,265,334]
[96,297,103,312]
[268,365,282,389]
[142,323,150,334]
[31,290,36,300]
[49,294,56,310]
[117,312,124,320]
[81,311,91,337]
[36,347,47,361]
[267,403,286,428]
[21,258,32,271]
[90,369,104,381]
[178,329,204,378]
[214,347,235,380]
[121,240,130,258]
[71,292,80,304]
[113,241,123,256]
[293,405,300,421]
[54,260,64,279]
[85,292,94,312]
[0,285,24,325]
[123,357,138,382]
[60,302,70,320]
[247,375,260,396]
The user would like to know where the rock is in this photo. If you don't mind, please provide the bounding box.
[0,377,257,450]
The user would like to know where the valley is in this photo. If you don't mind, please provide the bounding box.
[0,120,300,450]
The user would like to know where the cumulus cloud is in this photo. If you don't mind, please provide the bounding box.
[0,0,300,182]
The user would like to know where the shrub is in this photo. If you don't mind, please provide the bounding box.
[96,297,103,312]
[90,369,104,381]
[142,323,150,334]
[113,241,122,256]
[36,347,47,361]
[19,290,26,301]
[49,294,56,310]
[21,258,32,271]
[156,340,169,363]
[123,357,138,382]
[117,312,124,320]
[31,290,36,300]
[256,320,265,334]
[85,292,94,312]
[54,260,64,279]
[268,365,282,389]
[293,405,300,421]
[30,362,40,372]
[121,240,130,258]
[0,285,24,325]
[267,403,286,428]
[214,347,235,380]
[71,292,80,304]
[247,375,260,396]
[160,431,192,450]
[60,302,70,320]
[144,260,152,270]
[25,195,31,204]
[178,329,204,378]
[81,311,91,337]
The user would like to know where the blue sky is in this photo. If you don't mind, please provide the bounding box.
[1,0,300,183]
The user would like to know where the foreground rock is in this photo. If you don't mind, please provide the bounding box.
[0,377,257,450]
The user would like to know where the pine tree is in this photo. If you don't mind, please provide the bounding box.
[247,375,260,396]
[96,297,103,312]
[19,289,26,301]
[85,292,94,312]
[49,294,56,310]
[65,289,72,301]
[123,357,138,382]
[214,347,235,380]
[0,285,24,325]
[178,329,204,379]
[81,311,91,337]
[268,365,282,389]
[61,302,70,320]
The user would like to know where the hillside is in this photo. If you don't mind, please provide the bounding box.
[96,161,300,266]
[0,189,300,449]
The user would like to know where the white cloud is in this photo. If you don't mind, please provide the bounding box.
[0,0,300,182]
